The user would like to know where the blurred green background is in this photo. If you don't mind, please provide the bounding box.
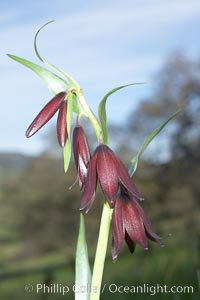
[0,53,200,299]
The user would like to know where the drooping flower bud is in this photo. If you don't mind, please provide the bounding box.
[72,125,91,190]
[25,91,68,147]
[57,101,67,147]
[26,91,66,138]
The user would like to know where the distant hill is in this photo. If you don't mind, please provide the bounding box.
[0,152,33,172]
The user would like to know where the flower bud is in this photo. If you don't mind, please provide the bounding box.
[26,91,66,138]
[57,101,67,147]
[72,125,91,190]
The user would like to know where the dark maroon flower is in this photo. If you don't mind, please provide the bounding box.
[72,125,91,190]
[57,100,67,147]
[81,144,143,213]
[112,189,162,261]
[25,91,67,147]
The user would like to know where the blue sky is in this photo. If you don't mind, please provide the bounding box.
[1,0,200,154]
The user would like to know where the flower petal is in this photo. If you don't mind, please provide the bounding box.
[26,91,66,137]
[80,151,97,213]
[111,195,124,261]
[73,125,91,169]
[57,101,67,147]
[78,155,88,191]
[72,125,91,189]
[122,199,148,249]
[136,203,162,244]
[96,145,118,207]
[114,155,144,201]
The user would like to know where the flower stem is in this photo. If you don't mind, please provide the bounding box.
[76,90,102,142]
[90,202,113,300]
[75,90,112,300]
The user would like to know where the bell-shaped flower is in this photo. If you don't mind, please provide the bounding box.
[81,144,143,213]
[25,91,67,147]
[112,188,162,261]
[72,125,91,190]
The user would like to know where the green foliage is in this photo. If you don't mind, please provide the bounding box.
[75,214,91,300]
[7,54,70,94]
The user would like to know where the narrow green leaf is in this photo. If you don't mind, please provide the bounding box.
[63,92,74,172]
[63,139,71,173]
[129,110,180,176]
[98,83,144,144]
[75,213,91,300]
[7,54,70,94]
[34,20,80,90]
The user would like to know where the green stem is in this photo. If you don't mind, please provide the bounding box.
[75,90,112,300]
[90,202,113,300]
[76,90,102,142]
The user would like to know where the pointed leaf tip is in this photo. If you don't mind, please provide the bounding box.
[7,54,71,93]
[129,110,181,176]
[33,21,80,90]
[98,83,144,144]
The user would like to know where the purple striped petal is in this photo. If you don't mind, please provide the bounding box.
[72,125,91,189]
[136,202,162,244]
[26,91,66,138]
[80,151,97,213]
[96,145,118,207]
[114,155,144,201]
[122,199,148,249]
[111,195,124,261]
